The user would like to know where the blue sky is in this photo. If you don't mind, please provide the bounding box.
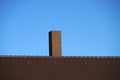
[0,0,120,56]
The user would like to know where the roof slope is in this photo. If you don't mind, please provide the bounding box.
[0,56,120,80]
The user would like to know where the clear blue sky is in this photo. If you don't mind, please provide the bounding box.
[0,0,120,56]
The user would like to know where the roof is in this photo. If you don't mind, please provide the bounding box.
[0,56,120,80]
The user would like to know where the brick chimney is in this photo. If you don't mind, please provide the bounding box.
[49,31,62,57]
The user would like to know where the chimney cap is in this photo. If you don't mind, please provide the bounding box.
[49,30,61,32]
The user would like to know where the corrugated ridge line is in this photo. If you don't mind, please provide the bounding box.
[0,55,120,58]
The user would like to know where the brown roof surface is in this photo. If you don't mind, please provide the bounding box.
[0,56,120,80]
